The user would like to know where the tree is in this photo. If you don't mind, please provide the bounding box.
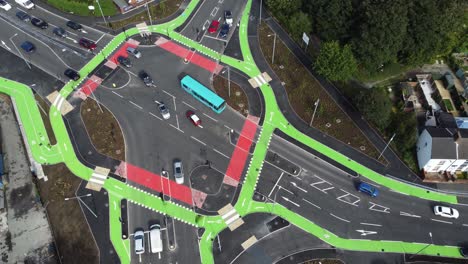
[354,88,391,130]
[286,11,312,42]
[314,41,357,81]
[266,0,301,22]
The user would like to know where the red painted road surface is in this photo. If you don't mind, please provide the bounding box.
[108,42,138,65]
[80,76,102,96]
[224,118,258,182]
[126,163,193,205]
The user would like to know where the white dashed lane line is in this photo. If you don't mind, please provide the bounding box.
[330,213,350,223]
[431,218,453,224]
[190,136,207,146]
[129,101,143,110]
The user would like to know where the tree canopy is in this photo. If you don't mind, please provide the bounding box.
[314,41,357,81]
[354,88,392,130]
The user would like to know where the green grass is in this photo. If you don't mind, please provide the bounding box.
[46,0,118,16]
[443,99,455,111]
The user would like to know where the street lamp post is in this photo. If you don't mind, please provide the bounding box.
[259,0,263,24]
[64,193,97,218]
[409,232,433,259]
[309,98,320,127]
[95,0,109,27]
[145,4,153,28]
[378,133,396,160]
[272,33,276,64]
[227,66,231,97]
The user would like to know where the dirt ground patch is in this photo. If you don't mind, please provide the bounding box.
[35,95,57,145]
[213,75,249,116]
[258,22,381,161]
[80,98,125,161]
[37,164,99,264]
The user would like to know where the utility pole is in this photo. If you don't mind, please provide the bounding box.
[378,133,396,159]
[95,0,108,27]
[272,33,277,64]
[259,0,263,24]
[309,99,320,127]
[409,232,433,259]
[145,4,153,27]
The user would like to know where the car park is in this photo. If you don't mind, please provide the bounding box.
[173,160,184,184]
[219,23,230,38]
[0,0,11,11]
[208,20,220,34]
[186,110,201,127]
[158,102,170,120]
[64,69,80,81]
[138,70,153,86]
[433,205,459,219]
[79,38,96,50]
[357,182,379,197]
[20,41,35,53]
[53,27,68,38]
[134,230,145,255]
[31,17,48,29]
[224,10,233,25]
[126,47,141,58]
[117,56,132,68]
[66,20,82,31]
[15,0,33,9]
[15,10,30,21]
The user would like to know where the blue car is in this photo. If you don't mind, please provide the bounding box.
[358,182,379,197]
[219,23,230,38]
[20,41,35,53]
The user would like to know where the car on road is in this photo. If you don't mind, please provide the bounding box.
[138,70,153,86]
[134,230,145,255]
[53,27,68,38]
[158,102,170,120]
[117,56,132,68]
[173,160,184,184]
[126,47,141,58]
[224,10,233,25]
[219,23,230,38]
[357,182,379,197]
[433,205,459,219]
[0,0,12,11]
[186,110,201,127]
[15,0,34,9]
[15,10,30,21]
[208,20,220,34]
[31,17,48,29]
[79,38,96,50]
[64,69,80,81]
[460,247,468,258]
[66,20,82,31]
[20,41,35,53]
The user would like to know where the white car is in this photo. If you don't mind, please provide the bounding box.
[134,230,145,255]
[173,160,184,184]
[0,0,11,11]
[15,0,34,9]
[433,205,459,219]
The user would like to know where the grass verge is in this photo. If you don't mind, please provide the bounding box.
[258,22,381,161]
[46,0,118,17]
[80,98,125,161]
[213,75,249,117]
[35,94,57,145]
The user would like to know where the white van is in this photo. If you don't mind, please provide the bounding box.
[15,0,34,9]
[149,224,163,253]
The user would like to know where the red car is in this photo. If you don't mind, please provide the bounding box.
[208,20,220,34]
[186,110,202,127]
[79,38,97,50]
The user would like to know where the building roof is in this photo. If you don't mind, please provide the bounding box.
[425,127,457,159]
[436,112,457,129]
[457,129,468,159]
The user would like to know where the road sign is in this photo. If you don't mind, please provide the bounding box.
[302,32,310,45]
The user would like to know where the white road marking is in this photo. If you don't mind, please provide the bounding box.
[129,101,143,110]
[112,91,123,98]
[321,187,335,192]
[302,199,321,209]
[95,34,106,44]
[65,36,78,43]
[213,148,229,159]
[431,218,453,224]
[203,113,218,122]
[290,182,307,193]
[329,213,350,223]
[281,196,300,207]
[183,101,197,110]
[356,230,378,236]
[368,202,390,214]
[268,172,284,197]
[399,211,421,218]
[210,7,219,17]
[176,114,180,129]
[277,185,293,195]
[162,89,175,98]
[191,136,207,146]
[462,224,468,227]
[336,189,360,207]
[360,222,382,227]
[149,112,163,120]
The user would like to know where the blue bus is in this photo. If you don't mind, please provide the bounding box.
[180,75,226,114]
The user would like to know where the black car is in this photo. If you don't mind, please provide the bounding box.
[31,17,48,29]
[461,247,468,258]
[66,20,82,31]
[219,23,230,38]
[53,27,68,38]
[64,69,80,81]
[117,56,132,68]
[16,11,31,22]
[138,71,153,86]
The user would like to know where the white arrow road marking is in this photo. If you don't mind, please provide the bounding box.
[282,196,300,207]
[269,112,274,122]
[356,230,378,236]
[66,36,78,43]
[400,211,421,218]
[1,40,11,51]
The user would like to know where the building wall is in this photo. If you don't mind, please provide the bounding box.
[417,129,432,169]
[423,159,456,173]
[446,159,468,173]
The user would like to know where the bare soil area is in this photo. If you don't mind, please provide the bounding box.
[213,75,249,117]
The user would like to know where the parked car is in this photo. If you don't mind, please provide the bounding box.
[158,102,170,120]
[31,17,48,29]
[20,41,35,53]
[224,10,233,25]
[208,20,220,34]
[433,205,459,219]
[15,10,30,21]
[219,23,230,38]
[0,0,12,11]
[134,230,145,255]
[460,247,468,258]
[186,110,201,127]
[117,56,132,68]
[357,182,379,197]
[79,38,96,50]
[53,27,68,38]
[126,47,141,58]
[64,68,80,81]
[173,160,184,184]
[15,0,34,9]
[66,20,82,31]
[138,70,153,86]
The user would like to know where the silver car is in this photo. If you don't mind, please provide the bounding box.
[126,47,141,58]
[158,102,170,120]
[173,160,184,184]
[134,230,145,254]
